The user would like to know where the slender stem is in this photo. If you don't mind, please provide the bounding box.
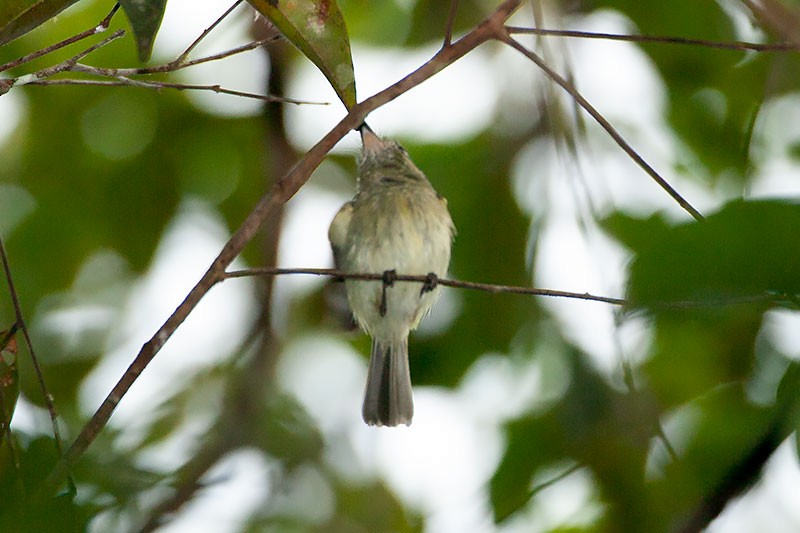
[29,76,325,105]
[7,31,125,91]
[443,0,460,47]
[225,267,626,305]
[505,26,799,52]
[499,32,705,221]
[172,0,245,66]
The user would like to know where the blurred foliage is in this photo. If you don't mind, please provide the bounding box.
[1,0,800,532]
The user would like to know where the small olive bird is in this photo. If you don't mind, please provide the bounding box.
[328,125,455,426]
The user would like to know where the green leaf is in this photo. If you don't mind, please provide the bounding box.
[118,0,167,61]
[605,199,800,305]
[0,0,81,46]
[248,0,356,108]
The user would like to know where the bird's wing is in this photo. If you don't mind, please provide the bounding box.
[328,201,353,269]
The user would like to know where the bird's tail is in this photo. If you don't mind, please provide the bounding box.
[363,337,413,426]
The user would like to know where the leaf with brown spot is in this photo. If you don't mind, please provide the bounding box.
[248,0,356,108]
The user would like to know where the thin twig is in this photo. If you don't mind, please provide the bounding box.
[28,76,325,105]
[6,30,125,91]
[223,267,796,309]
[505,26,799,52]
[40,0,525,497]
[498,32,705,222]
[172,0,245,66]
[224,267,627,305]
[528,463,583,499]
[0,238,73,492]
[443,0,460,47]
[0,4,120,74]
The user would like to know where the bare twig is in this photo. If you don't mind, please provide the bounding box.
[224,267,627,305]
[0,4,120,74]
[40,0,525,496]
[28,76,325,105]
[172,0,245,66]
[498,32,705,222]
[0,238,72,492]
[505,26,799,52]
[443,0,460,47]
[5,30,125,92]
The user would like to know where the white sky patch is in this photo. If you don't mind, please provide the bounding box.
[79,200,257,450]
[0,86,25,147]
[285,42,499,150]
[709,439,800,533]
[157,449,273,533]
[153,0,267,116]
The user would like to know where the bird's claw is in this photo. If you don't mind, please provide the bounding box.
[379,270,397,317]
[420,272,439,295]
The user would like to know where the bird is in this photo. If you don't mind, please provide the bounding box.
[328,124,455,426]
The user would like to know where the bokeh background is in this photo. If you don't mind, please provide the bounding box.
[2,0,800,531]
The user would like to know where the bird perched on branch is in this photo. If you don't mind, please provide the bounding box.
[328,124,455,427]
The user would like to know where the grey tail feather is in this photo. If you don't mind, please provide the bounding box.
[362,337,413,427]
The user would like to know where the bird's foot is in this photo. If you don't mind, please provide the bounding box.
[379,270,397,317]
[420,272,439,295]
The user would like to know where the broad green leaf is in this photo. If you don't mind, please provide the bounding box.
[0,0,80,46]
[248,0,356,108]
[118,0,167,61]
[604,199,800,305]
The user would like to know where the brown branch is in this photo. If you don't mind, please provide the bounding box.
[39,0,525,497]
[497,32,705,222]
[224,267,627,305]
[505,26,800,52]
[27,76,325,105]
[2,30,126,94]
[443,0,460,47]
[225,267,795,309]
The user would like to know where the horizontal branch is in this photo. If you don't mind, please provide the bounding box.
[27,76,325,105]
[224,267,627,305]
[505,26,799,52]
[225,267,794,310]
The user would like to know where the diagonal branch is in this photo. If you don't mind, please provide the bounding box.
[39,0,525,496]
[497,32,705,222]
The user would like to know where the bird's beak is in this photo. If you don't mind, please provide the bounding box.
[359,123,383,153]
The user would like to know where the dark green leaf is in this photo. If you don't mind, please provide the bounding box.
[248,0,356,108]
[0,0,80,46]
[605,199,800,305]
[118,0,167,61]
